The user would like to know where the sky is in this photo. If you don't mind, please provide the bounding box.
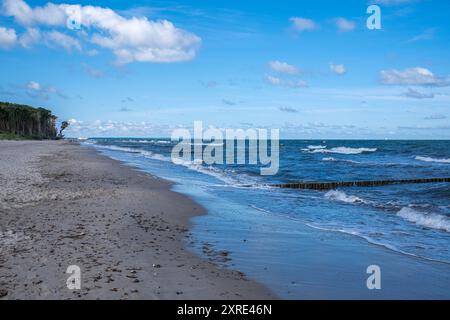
[0,0,449,139]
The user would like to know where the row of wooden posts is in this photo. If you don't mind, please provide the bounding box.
[255,177,450,190]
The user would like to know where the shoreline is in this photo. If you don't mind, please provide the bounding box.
[0,140,275,299]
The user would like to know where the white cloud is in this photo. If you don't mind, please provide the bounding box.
[25,80,66,99]
[65,119,173,137]
[18,28,41,48]
[27,81,41,90]
[290,17,318,32]
[380,67,450,87]
[45,30,81,52]
[330,63,346,75]
[404,88,434,99]
[0,26,17,48]
[1,0,201,64]
[335,18,356,32]
[265,75,282,85]
[265,74,307,88]
[2,0,66,26]
[269,61,299,75]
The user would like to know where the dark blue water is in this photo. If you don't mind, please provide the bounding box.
[83,139,450,298]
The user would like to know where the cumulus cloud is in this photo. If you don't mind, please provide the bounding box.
[0,26,17,48]
[1,0,201,64]
[290,17,318,32]
[335,18,356,32]
[18,27,41,48]
[380,67,450,87]
[1,25,81,52]
[25,80,66,99]
[27,81,41,91]
[269,61,299,75]
[65,119,173,137]
[330,63,346,75]
[265,75,282,86]
[265,74,307,88]
[45,30,81,52]
[404,88,434,99]
[2,0,66,26]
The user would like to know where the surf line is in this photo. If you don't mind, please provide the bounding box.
[249,177,450,190]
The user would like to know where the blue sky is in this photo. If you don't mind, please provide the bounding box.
[0,0,449,138]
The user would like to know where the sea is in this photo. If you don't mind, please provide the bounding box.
[82,139,450,299]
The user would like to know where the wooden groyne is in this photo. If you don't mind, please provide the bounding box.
[263,177,450,190]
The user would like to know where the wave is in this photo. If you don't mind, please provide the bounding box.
[302,145,377,155]
[415,156,450,164]
[325,190,368,204]
[302,145,326,151]
[246,204,450,264]
[304,223,449,264]
[397,207,450,233]
[88,142,258,187]
[322,157,361,164]
[180,142,225,147]
[137,139,172,145]
[93,144,144,154]
[312,147,377,155]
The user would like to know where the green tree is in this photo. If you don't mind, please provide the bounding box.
[0,102,58,139]
[58,120,70,138]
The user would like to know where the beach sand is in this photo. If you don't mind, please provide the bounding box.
[0,140,274,299]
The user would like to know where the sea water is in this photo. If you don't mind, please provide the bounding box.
[83,139,450,298]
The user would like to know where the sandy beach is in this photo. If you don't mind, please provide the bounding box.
[0,140,274,299]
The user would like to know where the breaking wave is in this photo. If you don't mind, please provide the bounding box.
[397,207,450,233]
[303,146,377,155]
[415,156,450,164]
[88,143,257,187]
[325,190,368,204]
[322,157,361,164]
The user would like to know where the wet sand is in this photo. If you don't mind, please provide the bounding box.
[0,140,274,299]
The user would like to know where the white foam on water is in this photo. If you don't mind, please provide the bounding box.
[89,142,258,187]
[311,147,377,155]
[397,207,450,233]
[307,145,327,149]
[303,223,450,264]
[415,156,450,164]
[180,142,225,147]
[325,190,368,204]
[322,157,360,164]
[94,144,142,154]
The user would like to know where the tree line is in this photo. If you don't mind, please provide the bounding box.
[0,102,58,139]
